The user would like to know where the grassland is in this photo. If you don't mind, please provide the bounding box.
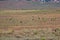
[0,9,60,40]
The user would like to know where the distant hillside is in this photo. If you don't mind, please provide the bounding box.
[0,1,60,10]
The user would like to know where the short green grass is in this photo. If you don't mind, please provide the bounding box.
[0,9,60,15]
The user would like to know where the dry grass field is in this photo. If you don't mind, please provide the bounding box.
[0,9,60,40]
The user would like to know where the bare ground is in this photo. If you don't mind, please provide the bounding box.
[0,10,60,40]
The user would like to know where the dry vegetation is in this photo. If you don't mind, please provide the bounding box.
[0,10,60,40]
